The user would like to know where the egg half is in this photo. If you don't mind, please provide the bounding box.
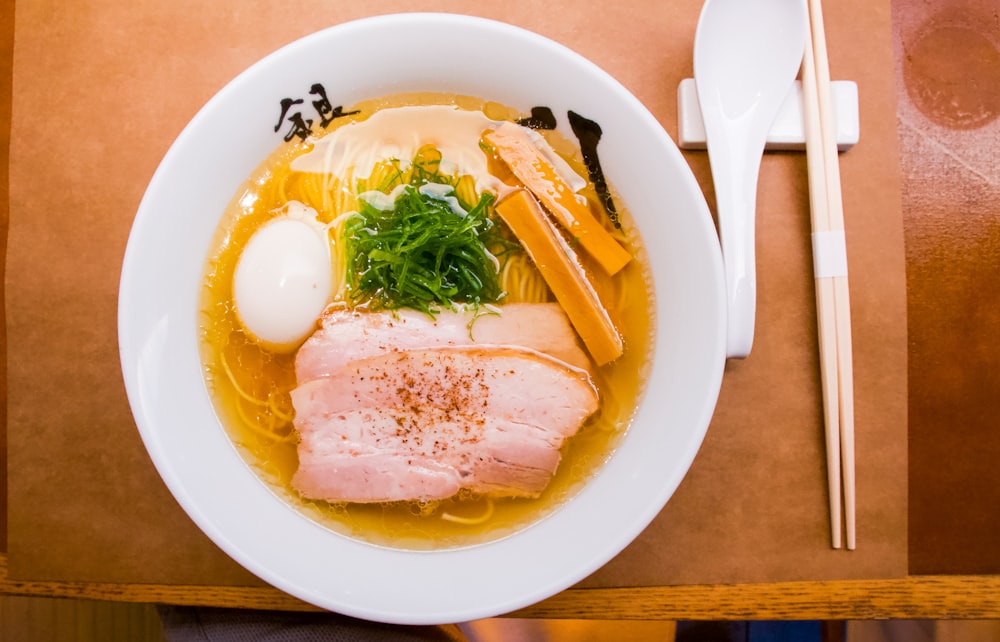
[232,202,333,351]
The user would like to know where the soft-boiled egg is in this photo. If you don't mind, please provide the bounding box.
[233,201,333,352]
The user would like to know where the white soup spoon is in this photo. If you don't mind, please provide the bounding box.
[694,0,808,358]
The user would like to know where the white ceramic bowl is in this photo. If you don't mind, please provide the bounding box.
[119,13,726,625]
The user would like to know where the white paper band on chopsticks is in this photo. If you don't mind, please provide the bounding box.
[811,230,849,278]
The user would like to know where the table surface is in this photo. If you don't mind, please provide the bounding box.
[0,554,998,620]
[3,0,1000,620]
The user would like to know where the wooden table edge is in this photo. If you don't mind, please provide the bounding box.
[3,555,998,619]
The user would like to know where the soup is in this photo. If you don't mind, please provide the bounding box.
[199,92,654,549]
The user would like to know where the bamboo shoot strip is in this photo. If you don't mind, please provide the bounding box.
[483,122,632,276]
[495,189,624,365]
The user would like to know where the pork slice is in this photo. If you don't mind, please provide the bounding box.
[294,303,591,383]
[290,395,578,496]
[292,450,462,503]
[290,346,599,503]
[291,346,598,438]
[291,410,565,502]
[463,459,555,498]
[292,406,564,472]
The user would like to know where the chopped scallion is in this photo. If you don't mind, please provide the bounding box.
[345,184,506,314]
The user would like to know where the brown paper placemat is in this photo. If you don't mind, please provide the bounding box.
[6,0,907,587]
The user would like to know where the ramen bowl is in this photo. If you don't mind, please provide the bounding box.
[118,13,726,624]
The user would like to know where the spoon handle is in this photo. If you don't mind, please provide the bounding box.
[710,130,766,359]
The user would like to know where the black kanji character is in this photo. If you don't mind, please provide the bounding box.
[275,97,313,142]
[309,83,360,128]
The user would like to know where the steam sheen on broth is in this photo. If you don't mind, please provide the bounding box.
[198,93,654,549]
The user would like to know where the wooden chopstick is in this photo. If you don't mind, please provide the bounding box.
[801,0,856,550]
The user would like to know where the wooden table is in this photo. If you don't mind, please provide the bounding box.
[3,0,1000,621]
[0,554,999,619]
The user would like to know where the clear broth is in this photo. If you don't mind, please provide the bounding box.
[198,93,655,549]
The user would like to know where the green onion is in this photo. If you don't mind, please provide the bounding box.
[345,184,506,314]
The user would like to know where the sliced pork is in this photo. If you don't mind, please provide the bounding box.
[290,346,599,503]
[294,303,591,382]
